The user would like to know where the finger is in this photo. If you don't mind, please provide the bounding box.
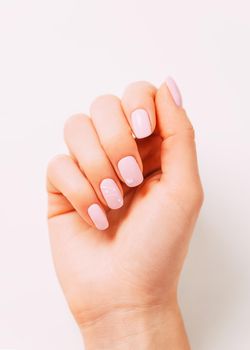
[121,81,157,139]
[47,154,109,230]
[64,114,124,210]
[90,95,143,187]
[155,77,201,188]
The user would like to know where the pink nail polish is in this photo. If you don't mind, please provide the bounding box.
[131,109,152,139]
[118,156,143,187]
[166,77,182,107]
[87,203,109,230]
[100,178,123,209]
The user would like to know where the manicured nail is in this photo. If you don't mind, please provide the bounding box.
[87,203,109,230]
[166,76,182,107]
[100,178,123,209]
[118,156,143,187]
[131,109,152,139]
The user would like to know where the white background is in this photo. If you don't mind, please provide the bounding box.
[0,1,250,349]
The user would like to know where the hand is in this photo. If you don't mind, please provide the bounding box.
[47,78,203,349]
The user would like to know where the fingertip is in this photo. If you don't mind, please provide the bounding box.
[131,108,152,139]
[155,79,192,140]
[121,81,157,139]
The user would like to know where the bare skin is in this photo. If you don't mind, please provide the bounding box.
[47,79,203,349]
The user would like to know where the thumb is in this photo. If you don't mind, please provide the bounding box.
[155,78,201,190]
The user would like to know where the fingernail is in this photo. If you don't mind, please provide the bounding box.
[166,77,182,107]
[100,178,123,209]
[118,156,143,187]
[87,203,109,230]
[131,109,152,139]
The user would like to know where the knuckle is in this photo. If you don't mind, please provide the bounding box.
[64,113,89,136]
[188,183,204,209]
[124,80,156,94]
[90,94,119,114]
[47,153,67,169]
[47,154,69,177]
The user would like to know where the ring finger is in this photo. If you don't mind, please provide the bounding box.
[64,114,124,210]
[90,95,144,187]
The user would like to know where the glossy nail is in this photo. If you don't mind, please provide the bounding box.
[166,76,182,107]
[131,109,152,139]
[118,156,143,187]
[100,178,123,209]
[87,203,109,230]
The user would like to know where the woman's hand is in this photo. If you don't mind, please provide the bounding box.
[47,78,203,349]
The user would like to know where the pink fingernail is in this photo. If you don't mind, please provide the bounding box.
[166,76,182,107]
[118,156,143,187]
[100,178,123,209]
[87,203,109,230]
[131,109,152,139]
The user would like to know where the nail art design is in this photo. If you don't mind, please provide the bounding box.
[100,178,123,209]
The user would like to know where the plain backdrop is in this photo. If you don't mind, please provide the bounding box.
[0,1,250,349]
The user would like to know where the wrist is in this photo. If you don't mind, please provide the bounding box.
[79,303,190,350]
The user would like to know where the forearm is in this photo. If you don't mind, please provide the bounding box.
[80,303,190,350]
